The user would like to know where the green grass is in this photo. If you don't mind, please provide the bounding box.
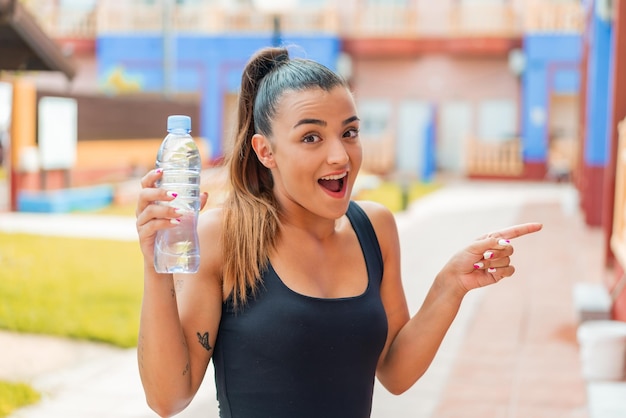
[356,181,440,213]
[0,232,142,414]
[0,381,40,418]
[0,233,143,348]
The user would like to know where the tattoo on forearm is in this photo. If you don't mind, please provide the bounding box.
[182,362,190,376]
[197,332,212,352]
[170,286,175,298]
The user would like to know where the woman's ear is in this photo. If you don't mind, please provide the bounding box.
[251,133,276,168]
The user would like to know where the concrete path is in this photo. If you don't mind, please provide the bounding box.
[1,180,619,417]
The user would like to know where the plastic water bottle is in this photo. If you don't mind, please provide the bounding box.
[154,115,201,273]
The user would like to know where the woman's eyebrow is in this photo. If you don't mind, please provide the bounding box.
[293,116,359,129]
[343,116,360,125]
[293,118,326,128]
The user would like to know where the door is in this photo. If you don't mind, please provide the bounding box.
[438,101,472,174]
[397,101,432,179]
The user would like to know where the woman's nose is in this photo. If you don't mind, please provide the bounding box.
[327,138,349,165]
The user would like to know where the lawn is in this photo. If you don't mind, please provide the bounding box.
[355,180,440,213]
[0,233,143,348]
[0,381,40,418]
[0,231,143,415]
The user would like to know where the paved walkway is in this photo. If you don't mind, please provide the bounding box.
[1,180,623,417]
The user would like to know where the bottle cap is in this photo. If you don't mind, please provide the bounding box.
[167,115,191,132]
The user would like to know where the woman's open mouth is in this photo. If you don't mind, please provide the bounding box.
[318,172,348,195]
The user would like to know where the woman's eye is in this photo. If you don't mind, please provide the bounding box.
[344,128,360,139]
[302,134,321,143]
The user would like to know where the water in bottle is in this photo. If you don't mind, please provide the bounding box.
[154,115,201,273]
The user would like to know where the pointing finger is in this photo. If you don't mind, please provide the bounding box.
[483,223,543,241]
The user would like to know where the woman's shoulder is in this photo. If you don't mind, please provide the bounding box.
[198,206,225,234]
[351,201,400,265]
[351,200,396,229]
[197,206,226,271]
[351,199,399,243]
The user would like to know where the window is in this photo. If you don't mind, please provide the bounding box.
[477,99,517,142]
[358,100,392,139]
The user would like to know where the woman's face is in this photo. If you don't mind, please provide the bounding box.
[254,85,362,221]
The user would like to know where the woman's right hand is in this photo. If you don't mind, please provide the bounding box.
[135,169,180,263]
[135,169,209,266]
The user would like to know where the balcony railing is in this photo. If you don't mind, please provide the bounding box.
[465,138,524,177]
[345,3,521,38]
[361,134,395,176]
[19,0,584,41]
[524,0,585,33]
[94,1,338,34]
[20,0,96,38]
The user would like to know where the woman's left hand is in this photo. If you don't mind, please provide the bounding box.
[443,222,543,294]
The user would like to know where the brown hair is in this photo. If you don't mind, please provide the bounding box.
[221,46,348,307]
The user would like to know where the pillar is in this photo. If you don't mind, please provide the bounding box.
[10,78,38,211]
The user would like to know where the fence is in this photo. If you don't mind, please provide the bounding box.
[360,134,395,176]
[465,138,524,177]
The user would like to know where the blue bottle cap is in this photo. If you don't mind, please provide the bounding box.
[167,115,191,132]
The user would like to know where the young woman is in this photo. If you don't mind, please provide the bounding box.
[135,47,542,418]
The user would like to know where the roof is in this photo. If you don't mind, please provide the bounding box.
[0,0,75,79]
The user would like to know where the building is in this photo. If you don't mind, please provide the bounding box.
[6,0,584,179]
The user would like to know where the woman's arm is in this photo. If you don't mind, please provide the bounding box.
[359,201,541,394]
[136,170,223,417]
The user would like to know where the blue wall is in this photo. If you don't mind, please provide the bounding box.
[522,34,582,163]
[97,34,341,158]
[584,12,613,166]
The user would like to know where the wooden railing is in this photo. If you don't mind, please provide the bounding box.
[524,0,585,33]
[95,1,339,34]
[449,4,519,37]
[343,3,522,38]
[611,119,626,267]
[465,138,524,177]
[346,4,419,38]
[19,0,585,40]
[360,134,395,176]
[20,0,97,38]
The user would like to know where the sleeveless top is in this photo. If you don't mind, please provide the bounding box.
[213,201,388,418]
